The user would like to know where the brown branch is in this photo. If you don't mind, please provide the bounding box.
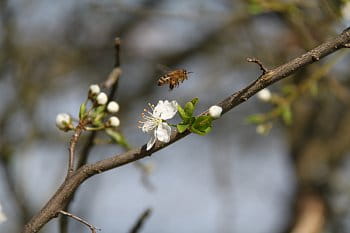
[67,124,84,178]
[246,57,269,75]
[60,37,123,233]
[59,210,99,233]
[129,208,152,233]
[22,28,350,233]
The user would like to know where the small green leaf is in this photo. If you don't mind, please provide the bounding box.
[177,105,190,121]
[281,105,293,125]
[193,116,212,130]
[177,123,189,133]
[184,102,194,116]
[190,116,213,135]
[190,124,212,136]
[190,97,199,107]
[95,105,106,114]
[245,114,265,124]
[92,112,105,126]
[105,129,131,149]
[79,103,86,119]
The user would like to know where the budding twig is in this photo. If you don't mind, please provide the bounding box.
[246,57,269,75]
[103,37,122,91]
[59,210,99,233]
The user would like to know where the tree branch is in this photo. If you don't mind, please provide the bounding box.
[60,37,123,233]
[22,28,350,233]
[59,210,99,233]
[129,208,152,233]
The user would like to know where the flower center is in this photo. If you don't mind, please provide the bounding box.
[138,103,163,131]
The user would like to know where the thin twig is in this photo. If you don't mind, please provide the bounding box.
[23,28,350,233]
[77,37,122,170]
[246,57,269,75]
[67,123,85,178]
[60,37,123,233]
[103,37,122,92]
[129,208,152,233]
[59,210,99,233]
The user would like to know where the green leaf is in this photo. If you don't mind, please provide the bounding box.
[190,124,212,136]
[193,116,212,130]
[79,103,86,119]
[177,123,189,133]
[184,102,194,116]
[281,105,293,125]
[92,112,105,126]
[190,116,213,135]
[94,105,106,115]
[105,129,131,149]
[177,105,190,121]
[245,114,265,124]
[190,97,199,107]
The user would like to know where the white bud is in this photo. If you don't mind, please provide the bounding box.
[107,101,120,113]
[108,116,120,128]
[96,92,108,105]
[256,123,272,135]
[0,203,6,224]
[256,124,266,135]
[209,105,222,119]
[89,84,100,95]
[257,89,271,102]
[56,113,72,131]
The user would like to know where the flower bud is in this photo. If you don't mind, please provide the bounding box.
[209,105,222,119]
[56,113,73,131]
[107,116,120,128]
[257,89,271,102]
[107,101,120,113]
[256,123,272,135]
[89,84,100,95]
[96,92,108,105]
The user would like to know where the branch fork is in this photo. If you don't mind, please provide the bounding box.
[246,57,270,75]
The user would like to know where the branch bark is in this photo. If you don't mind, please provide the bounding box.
[22,28,350,233]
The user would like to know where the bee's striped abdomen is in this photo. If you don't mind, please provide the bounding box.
[157,69,191,90]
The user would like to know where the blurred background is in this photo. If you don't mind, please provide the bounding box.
[1,0,350,233]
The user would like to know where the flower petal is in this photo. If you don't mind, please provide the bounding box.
[156,123,171,143]
[142,120,157,133]
[146,133,157,151]
[153,100,178,120]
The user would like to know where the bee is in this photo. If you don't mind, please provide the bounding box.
[157,69,192,90]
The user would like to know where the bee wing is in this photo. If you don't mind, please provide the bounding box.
[156,64,171,73]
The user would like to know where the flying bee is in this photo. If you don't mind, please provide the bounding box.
[157,69,192,90]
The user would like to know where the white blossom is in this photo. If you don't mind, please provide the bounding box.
[107,101,120,113]
[257,88,271,102]
[107,116,120,128]
[55,113,72,131]
[139,100,178,150]
[96,92,108,105]
[0,203,7,224]
[89,84,100,95]
[209,105,222,118]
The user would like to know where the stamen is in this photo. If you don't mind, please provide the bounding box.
[148,103,155,110]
